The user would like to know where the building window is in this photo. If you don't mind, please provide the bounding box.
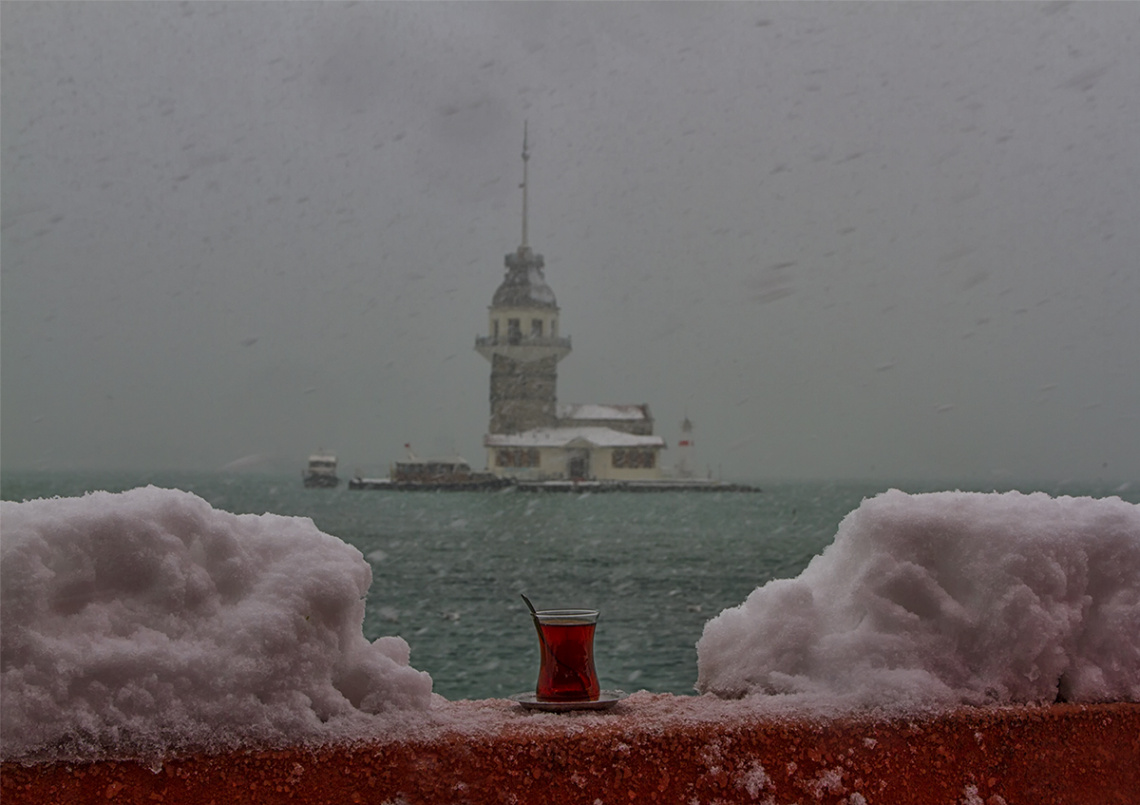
[497,448,539,467]
[531,319,543,338]
[492,319,500,339]
[508,319,521,344]
[612,449,656,469]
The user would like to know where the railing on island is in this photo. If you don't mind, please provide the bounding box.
[475,334,573,350]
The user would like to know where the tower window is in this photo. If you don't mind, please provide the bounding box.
[531,319,543,338]
[508,319,521,344]
[492,320,500,339]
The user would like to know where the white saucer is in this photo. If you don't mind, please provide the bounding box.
[510,690,626,712]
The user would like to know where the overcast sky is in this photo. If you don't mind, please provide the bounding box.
[3,1,1138,483]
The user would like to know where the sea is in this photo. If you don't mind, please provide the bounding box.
[2,470,1136,701]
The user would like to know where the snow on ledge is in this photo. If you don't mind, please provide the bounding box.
[697,489,1140,708]
[0,487,432,762]
[2,486,1137,767]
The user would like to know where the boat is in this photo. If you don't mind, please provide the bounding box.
[302,452,340,488]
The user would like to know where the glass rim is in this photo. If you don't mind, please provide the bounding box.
[535,608,598,622]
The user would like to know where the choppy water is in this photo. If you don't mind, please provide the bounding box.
[3,471,1135,700]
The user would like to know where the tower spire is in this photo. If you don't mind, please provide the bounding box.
[520,120,530,250]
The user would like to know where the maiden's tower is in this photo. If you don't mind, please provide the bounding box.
[475,127,666,482]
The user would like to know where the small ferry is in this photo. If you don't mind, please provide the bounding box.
[302,452,340,488]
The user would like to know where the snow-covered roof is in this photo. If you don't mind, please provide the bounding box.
[557,403,649,421]
[485,427,666,449]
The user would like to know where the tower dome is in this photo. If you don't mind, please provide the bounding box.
[492,246,557,309]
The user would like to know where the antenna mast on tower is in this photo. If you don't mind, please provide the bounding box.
[520,121,530,250]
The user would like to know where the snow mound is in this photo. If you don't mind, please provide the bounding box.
[0,487,432,761]
[696,490,1140,709]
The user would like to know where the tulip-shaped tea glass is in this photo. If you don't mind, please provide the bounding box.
[531,608,600,702]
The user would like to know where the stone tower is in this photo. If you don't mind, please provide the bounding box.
[475,124,571,434]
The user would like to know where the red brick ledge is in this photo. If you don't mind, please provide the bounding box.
[3,697,1138,805]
